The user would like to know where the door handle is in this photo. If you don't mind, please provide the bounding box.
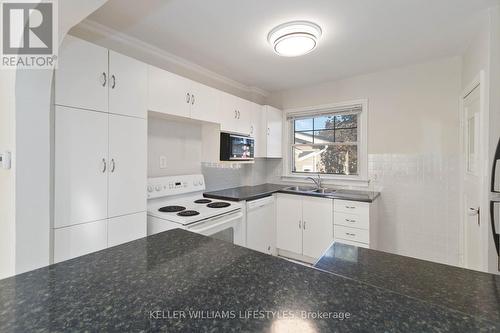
[303,221,306,230]
[110,158,116,173]
[110,74,116,89]
[100,72,107,87]
[298,220,301,229]
[101,158,107,173]
[191,94,195,105]
[186,93,191,104]
[468,207,480,225]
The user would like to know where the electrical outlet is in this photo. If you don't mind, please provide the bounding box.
[159,156,167,169]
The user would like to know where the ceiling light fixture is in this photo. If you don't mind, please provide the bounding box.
[267,21,322,57]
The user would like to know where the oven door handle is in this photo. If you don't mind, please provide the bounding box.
[188,212,243,234]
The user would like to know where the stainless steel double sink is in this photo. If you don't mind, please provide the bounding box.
[284,186,338,196]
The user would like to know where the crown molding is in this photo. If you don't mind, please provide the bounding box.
[74,19,270,98]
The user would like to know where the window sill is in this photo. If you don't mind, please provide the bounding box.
[281,174,370,187]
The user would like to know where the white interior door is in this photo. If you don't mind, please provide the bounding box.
[54,106,108,228]
[108,114,147,218]
[109,51,147,119]
[463,85,482,271]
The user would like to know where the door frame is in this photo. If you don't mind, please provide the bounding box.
[459,70,489,270]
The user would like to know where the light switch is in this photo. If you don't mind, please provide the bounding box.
[159,156,167,169]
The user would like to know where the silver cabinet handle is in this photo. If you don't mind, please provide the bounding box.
[111,74,116,89]
[110,158,116,173]
[101,158,106,173]
[303,221,306,230]
[299,220,302,229]
[267,128,270,135]
[234,110,238,119]
[100,72,107,87]
[186,93,191,104]
[345,218,356,223]
[237,110,240,119]
[191,94,195,105]
[345,206,356,209]
[346,232,356,237]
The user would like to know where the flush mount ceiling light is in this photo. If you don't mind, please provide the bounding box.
[267,21,322,57]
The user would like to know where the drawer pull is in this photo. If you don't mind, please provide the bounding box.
[345,218,356,223]
[345,232,356,237]
[345,206,356,209]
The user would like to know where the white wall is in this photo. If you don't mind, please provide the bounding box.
[268,57,462,265]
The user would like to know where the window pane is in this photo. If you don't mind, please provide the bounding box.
[293,145,358,175]
[314,115,335,130]
[313,130,335,143]
[294,131,314,144]
[294,118,313,131]
[335,129,357,142]
[335,114,358,129]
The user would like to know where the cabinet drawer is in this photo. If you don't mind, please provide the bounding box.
[334,225,369,244]
[334,199,369,215]
[334,211,369,230]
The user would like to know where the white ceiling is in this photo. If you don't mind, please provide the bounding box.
[87,0,497,92]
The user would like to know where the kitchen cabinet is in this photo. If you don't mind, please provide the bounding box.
[259,105,283,158]
[56,36,147,119]
[220,92,253,135]
[246,196,276,255]
[54,106,108,228]
[54,219,108,263]
[190,83,220,122]
[108,114,147,217]
[251,103,265,157]
[55,35,108,112]
[333,199,377,248]
[109,50,148,118]
[148,66,191,118]
[276,193,333,260]
[108,212,147,247]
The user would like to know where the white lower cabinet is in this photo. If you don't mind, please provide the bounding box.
[333,199,377,248]
[276,194,333,260]
[108,212,147,247]
[54,219,108,263]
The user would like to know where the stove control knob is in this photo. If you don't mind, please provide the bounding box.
[155,185,161,191]
[147,185,154,193]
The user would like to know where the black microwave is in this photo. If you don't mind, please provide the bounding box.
[220,133,255,161]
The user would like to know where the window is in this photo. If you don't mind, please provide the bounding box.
[285,101,367,180]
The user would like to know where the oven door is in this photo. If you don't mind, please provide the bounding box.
[186,211,245,246]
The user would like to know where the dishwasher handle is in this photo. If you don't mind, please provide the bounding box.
[247,196,275,210]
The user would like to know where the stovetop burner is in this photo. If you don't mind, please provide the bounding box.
[194,199,212,204]
[207,202,231,208]
[177,210,200,217]
[159,205,186,213]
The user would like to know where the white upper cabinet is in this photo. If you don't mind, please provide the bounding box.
[219,92,253,135]
[54,106,108,228]
[109,51,147,118]
[263,105,283,158]
[108,114,147,218]
[190,82,220,123]
[55,35,108,112]
[147,65,191,118]
[252,104,266,157]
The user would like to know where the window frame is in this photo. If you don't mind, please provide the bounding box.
[282,99,368,184]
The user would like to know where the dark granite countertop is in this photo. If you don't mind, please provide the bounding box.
[0,229,498,332]
[314,242,500,323]
[204,183,380,203]
[204,183,288,201]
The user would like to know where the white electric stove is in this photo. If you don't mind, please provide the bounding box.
[147,174,245,246]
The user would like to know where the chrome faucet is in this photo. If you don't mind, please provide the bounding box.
[306,175,322,189]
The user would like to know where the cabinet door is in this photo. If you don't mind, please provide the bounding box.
[109,51,147,118]
[147,66,191,118]
[108,212,146,247]
[253,104,266,157]
[266,106,283,158]
[54,219,108,263]
[55,35,108,112]
[219,92,240,133]
[276,194,303,254]
[54,106,108,228]
[108,114,147,217]
[235,97,252,135]
[190,82,219,122]
[302,197,333,258]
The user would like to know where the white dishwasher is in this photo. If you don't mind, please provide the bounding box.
[246,196,276,255]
